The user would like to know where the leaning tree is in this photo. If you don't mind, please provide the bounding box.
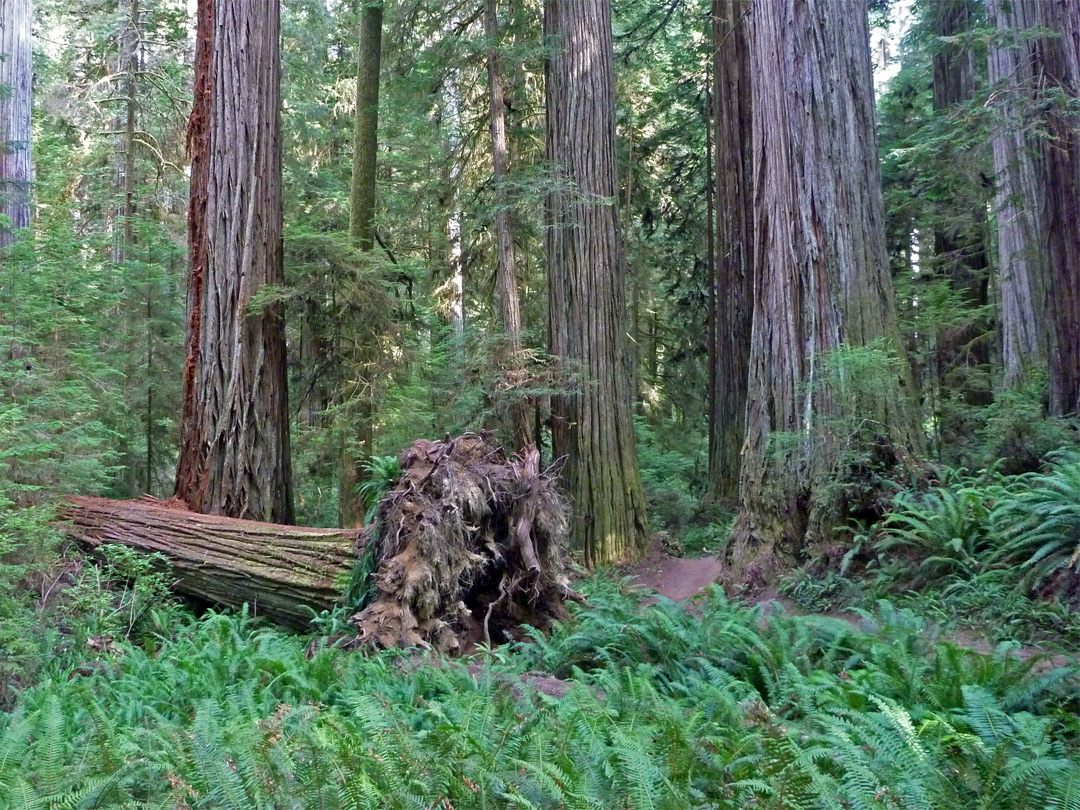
[545,0,649,566]
[175,0,294,523]
[725,0,922,586]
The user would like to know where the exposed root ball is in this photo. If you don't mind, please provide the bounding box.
[350,433,578,654]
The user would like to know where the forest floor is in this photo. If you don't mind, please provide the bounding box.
[622,548,1071,667]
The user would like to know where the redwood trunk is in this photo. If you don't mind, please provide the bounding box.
[0,0,32,246]
[706,0,753,505]
[486,0,532,452]
[60,497,360,630]
[930,0,991,406]
[727,0,921,586]
[545,0,649,566]
[988,0,1080,416]
[176,0,294,523]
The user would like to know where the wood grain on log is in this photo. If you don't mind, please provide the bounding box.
[59,496,364,629]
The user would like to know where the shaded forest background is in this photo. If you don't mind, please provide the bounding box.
[0,1,1071,512]
[1,2,1080,807]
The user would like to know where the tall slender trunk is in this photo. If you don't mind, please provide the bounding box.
[988,0,1080,415]
[727,0,921,587]
[339,0,383,528]
[175,0,294,524]
[122,0,139,258]
[486,0,532,452]
[706,0,753,505]
[443,70,467,345]
[930,0,990,406]
[0,0,32,247]
[545,0,649,566]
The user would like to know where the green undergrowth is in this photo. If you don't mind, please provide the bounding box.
[2,574,1078,810]
[781,448,1080,648]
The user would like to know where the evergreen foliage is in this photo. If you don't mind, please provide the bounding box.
[0,577,1076,809]
[2,1,1080,805]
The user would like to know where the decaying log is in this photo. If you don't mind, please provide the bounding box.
[58,433,579,651]
[59,496,363,629]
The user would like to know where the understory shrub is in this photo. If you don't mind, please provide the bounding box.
[1,576,1076,809]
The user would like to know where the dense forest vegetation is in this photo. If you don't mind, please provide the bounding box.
[1,0,1079,806]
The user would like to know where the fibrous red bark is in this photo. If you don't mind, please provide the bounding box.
[726,0,921,587]
[545,0,649,566]
[706,0,753,505]
[988,0,1080,416]
[175,0,294,523]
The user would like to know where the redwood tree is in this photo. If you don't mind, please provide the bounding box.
[988,0,1080,417]
[726,0,921,585]
[486,0,532,453]
[0,0,32,247]
[175,0,294,523]
[706,0,753,505]
[930,0,991,406]
[545,0,649,566]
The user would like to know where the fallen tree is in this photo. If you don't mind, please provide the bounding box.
[350,433,577,653]
[60,433,578,650]
[59,496,362,629]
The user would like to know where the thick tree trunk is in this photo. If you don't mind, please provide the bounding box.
[176,0,294,523]
[988,0,1080,416]
[706,0,753,505]
[486,0,532,453]
[930,0,991,406]
[1044,3,1080,417]
[60,497,360,630]
[61,434,575,646]
[0,0,32,247]
[339,0,384,528]
[727,0,921,587]
[545,0,649,566]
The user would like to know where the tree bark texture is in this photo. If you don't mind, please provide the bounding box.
[706,0,753,505]
[176,0,295,523]
[60,497,360,630]
[545,0,649,567]
[0,0,32,247]
[727,0,921,587]
[339,0,384,528]
[121,0,139,259]
[988,0,1080,416]
[486,0,532,453]
[930,0,991,406]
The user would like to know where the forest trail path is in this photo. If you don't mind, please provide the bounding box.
[623,552,1072,668]
[627,553,724,602]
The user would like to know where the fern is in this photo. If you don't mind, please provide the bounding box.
[990,451,1080,593]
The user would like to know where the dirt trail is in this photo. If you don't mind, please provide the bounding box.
[628,553,724,601]
[625,552,1073,668]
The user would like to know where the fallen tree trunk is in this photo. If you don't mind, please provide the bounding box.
[58,434,578,649]
[59,496,363,630]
